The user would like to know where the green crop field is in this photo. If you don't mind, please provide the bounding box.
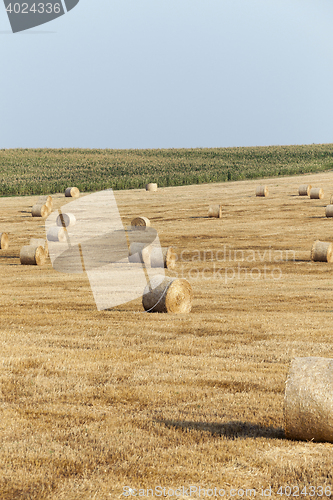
[1,144,333,196]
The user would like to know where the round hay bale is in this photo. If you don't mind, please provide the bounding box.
[31,204,49,218]
[56,212,76,228]
[0,233,9,250]
[325,205,333,218]
[145,183,158,192]
[298,184,312,196]
[142,275,193,313]
[310,188,324,199]
[20,245,46,266]
[285,357,333,443]
[310,240,333,263]
[131,216,151,229]
[208,205,222,218]
[65,187,80,198]
[47,227,66,243]
[128,242,152,266]
[37,195,52,211]
[151,247,177,270]
[30,238,48,257]
[256,186,268,197]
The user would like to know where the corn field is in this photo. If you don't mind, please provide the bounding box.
[0,144,333,195]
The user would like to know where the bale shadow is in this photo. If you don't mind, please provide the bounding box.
[156,419,284,440]
[189,216,211,220]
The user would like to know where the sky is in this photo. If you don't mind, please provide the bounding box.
[1,0,333,149]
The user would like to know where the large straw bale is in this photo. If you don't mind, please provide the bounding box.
[0,233,9,250]
[56,213,76,228]
[30,238,48,257]
[20,245,46,266]
[32,204,49,218]
[65,187,80,198]
[310,188,324,199]
[142,275,192,313]
[298,184,312,196]
[131,217,151,229]
[256,186,268,197]
[47,227,67,243]
[325,205,333,218]
[310,240,333,263]
[208,205,222,218]
[285,357,333,443]
[151,246,177,270]
[128,242,152,266]
[37,195,52,211]
[145,183,157,192]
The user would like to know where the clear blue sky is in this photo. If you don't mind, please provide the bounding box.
[1,0,333,149]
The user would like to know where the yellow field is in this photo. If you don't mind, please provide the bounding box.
[0,171,333,499]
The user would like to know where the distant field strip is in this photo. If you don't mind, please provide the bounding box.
[1,144,333,195]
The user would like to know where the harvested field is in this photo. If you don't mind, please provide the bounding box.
[0,170,333,499]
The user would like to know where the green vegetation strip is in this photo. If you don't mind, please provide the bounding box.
[1,144,333,196]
